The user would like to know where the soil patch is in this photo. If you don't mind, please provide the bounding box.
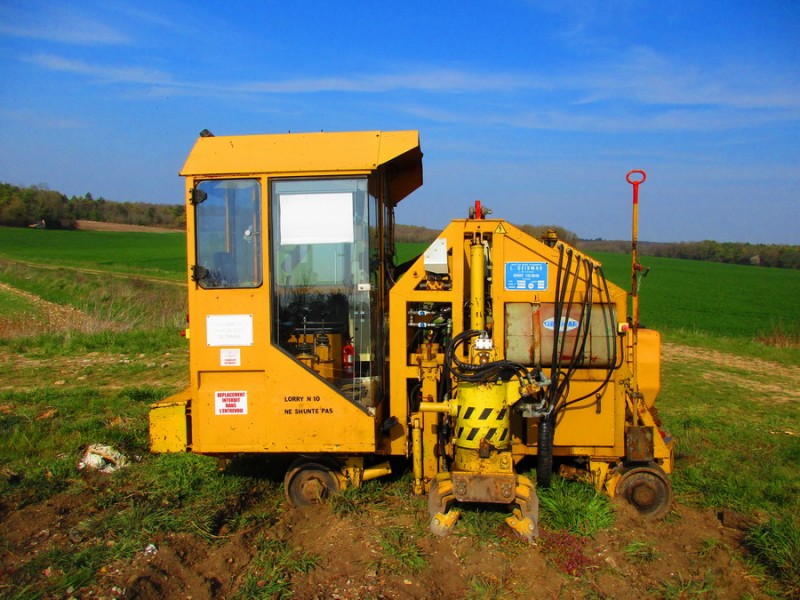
[76,220,182,234]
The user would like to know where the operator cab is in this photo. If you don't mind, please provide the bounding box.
[173,131,422,454]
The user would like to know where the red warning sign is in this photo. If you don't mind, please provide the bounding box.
[215,390,248,415]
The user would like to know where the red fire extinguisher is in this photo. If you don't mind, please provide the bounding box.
[342,338,355,377]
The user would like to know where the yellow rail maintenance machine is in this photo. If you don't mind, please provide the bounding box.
[150,130,673,540]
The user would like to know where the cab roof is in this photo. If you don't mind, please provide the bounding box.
[181,129,423,203]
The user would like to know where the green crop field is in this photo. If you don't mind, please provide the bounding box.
[594,251,800,340]
[0,226,186,281]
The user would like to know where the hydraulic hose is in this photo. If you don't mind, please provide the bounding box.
[537,415,555,487]
[557,265,619,410]
[445,329,530,385]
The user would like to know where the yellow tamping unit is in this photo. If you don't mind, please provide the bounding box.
[150,130,673,538]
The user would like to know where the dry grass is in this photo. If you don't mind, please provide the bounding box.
[756,321,800,349]
[0,261,186,341]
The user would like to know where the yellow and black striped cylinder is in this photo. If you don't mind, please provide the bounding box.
[454,382,511,451]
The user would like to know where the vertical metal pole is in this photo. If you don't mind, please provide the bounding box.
[626,170,647,330]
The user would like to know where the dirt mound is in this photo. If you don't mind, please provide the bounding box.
[0,480,773,599]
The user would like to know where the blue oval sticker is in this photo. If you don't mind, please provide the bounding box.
[542,317,580,332]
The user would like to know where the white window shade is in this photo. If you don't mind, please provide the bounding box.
[279,192,354,245]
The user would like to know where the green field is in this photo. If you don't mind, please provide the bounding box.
[594,251,800,340]
[1,227,798,354]
[0,226,186,281]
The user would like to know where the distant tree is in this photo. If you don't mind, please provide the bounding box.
[0,183,74,228]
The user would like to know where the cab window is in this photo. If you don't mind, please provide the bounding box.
[194,179,262,289]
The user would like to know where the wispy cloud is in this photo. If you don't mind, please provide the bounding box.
[572,47,800,111]
[0,5,129,46]
[237,69,549,94]
[26,48,800,134]
[0,108,85,129]
[28,53,173,86]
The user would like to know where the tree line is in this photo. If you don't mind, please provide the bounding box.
[0,183,185,230]
[2,183,797,269]
[395,223,579,246]
[579,239,800,270]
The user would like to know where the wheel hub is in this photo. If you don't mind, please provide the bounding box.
[616,464,673,519]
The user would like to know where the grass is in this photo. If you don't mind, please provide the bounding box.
[329,478,387,516]
[746,516,800,595]
[465,573,517,600]
[234,536,319,599]
[0,386,162,507]
[456,505,511,544]
[0,260,187,335]
[624,540,660,563]
[658,354,799,516]
[1,406,284,598]
[374,526,427,574]
[656,571,716,599]
[2,228,798,345]
[537,477,615,538]
[0,286,40,317]
[654,327,800,595]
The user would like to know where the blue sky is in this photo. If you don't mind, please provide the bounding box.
[0,1,798,244]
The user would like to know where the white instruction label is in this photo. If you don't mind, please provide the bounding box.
[215,391,248,415]
[207,314,253,347]
[220,348,241,367]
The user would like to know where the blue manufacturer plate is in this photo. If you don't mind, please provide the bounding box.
[504,262,548,291]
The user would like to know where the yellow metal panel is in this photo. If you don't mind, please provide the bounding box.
[637,329,661,408]
[520,382,619,451]
[190,355,377,454]
[149,389,190,453]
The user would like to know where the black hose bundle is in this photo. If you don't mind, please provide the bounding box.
[536,245,620,486]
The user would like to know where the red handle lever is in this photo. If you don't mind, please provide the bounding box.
[626,170,646,205]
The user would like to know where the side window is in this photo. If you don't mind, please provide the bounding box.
[194,179,262,289]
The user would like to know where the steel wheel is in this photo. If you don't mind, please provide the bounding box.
[616,464,673,519]
[284,461,340,507]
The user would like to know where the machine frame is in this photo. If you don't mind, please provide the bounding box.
[150,130,674,538]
